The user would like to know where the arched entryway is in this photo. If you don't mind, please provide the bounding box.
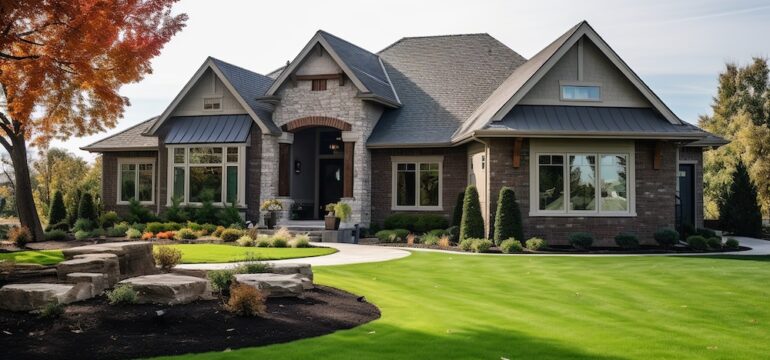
[278,117,354,219]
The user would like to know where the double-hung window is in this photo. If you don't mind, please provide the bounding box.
[169,145,245,206]
[118,159,155,204]
[391,156,442,210]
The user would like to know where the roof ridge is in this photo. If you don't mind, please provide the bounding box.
[81,116,158,150]
[317,30,378,57]
[378,33,492,54]
[208,56,272,81]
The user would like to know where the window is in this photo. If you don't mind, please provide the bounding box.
[311,79,327,91]
[560,85,601,101]
[203,97,222,110]
[168,146,245,206]
[392,157,442,210]
[118,159,154,204]
[533,150,632,216]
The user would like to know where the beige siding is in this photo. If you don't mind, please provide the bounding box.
[170,69,248,117]
[295,48,342,75]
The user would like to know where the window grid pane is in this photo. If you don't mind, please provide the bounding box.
[189,147,223,164]
[173,167,185,201]
[396,163,416,206]
[226,166,238,204]
[538,155,564,211]
[419,163,439,206]
[137,164,153,202]
[120,164,136,202]
[226,147,238,163]
[561,85,601,100]
[174,148,185,164]
[189,166,223,203]
[569,155,597,211]
[600,155,628,211]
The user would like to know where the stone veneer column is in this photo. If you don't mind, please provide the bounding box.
[275,132,294,222]
[339,131,369,226]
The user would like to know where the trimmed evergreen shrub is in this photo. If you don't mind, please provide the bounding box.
[99,211,119,229]
[471,239,493,253]
[654,228,679,248]
[493,187,524,245]
[44,229,67,241]
[162,196,188,223]
[383,213,414,230]
[695,228,717,239]
[125,228,142,239]
[719,162,762,237]
[568,232,594,251]
[614,232,640,249]
[106,223,129,237]
[458,239,474,251]
[427,229,448,237]
[219,202,244,228]
[145,222,167,234]
[153,245,182,271]
[421,234,440,246]
[45,221,70,232]
[392,229,410,242]
[48,191,67,226]
[686,235,708,251]
[446,226,460,243]
[705,237,722,250]
[175,228,198,240]
[459,185,484,241]
[500,238,523,253]
[74,230,92,241]
[220,229,243,242]
[208,269,236,294]
[525,237,546,251]
[724,238,740,250]
[77,193,98,224]
[201,223,218,235]
[451,191,465,227]
[194,190,218,225]
[375,230,396,243]
[107,284,137,305]
[73,218,94,232]
[414,214,449,233]
[126,198,154,223]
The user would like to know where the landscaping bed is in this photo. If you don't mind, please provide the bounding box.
[377,242,751,254]
[0,285,379,360]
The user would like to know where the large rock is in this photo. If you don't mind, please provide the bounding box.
[234,273,304,297]
[269,263,314,289]
[57,253,120,286]
[66,272,108,297]
[119,274,210,305]
[0,283,75,311]
[62,241,155,278]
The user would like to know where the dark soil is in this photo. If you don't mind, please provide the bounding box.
[0,285,379,360]
[378,242,751,254]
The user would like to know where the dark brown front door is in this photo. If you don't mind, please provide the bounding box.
[318,159,344,219]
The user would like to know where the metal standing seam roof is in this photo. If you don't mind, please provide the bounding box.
[164,115,253,144]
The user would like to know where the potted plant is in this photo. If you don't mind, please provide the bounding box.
[260,199,283,229]
[325,202,352,230]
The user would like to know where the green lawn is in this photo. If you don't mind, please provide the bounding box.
[0,244,336,265]
[166,252,770,359]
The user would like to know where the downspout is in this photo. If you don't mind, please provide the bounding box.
[156,150,161,216]
[470,132,492,239]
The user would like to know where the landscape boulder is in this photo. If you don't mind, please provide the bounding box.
[62,241,155,278]
[66,272,109,297]
[234,273,304,297]
[269,263,314,289]
[57,253,120,286]
[119,274,211,305]
[0,283,75,311]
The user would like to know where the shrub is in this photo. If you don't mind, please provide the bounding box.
[220,229,243,242]
[92,228,105,237]
[74,230,92,241]
[493,187,524,246]
[46,221,70,232]
[48,191,67,226]
[38,302,65,319]
[77,193,98,224]
[428,229,448,237]
[451,190,465,227]
[208,269,236,293]
[458,239,474,251]
[156,231,175,240]
[471,239,493,253]
[141,232,154,240]
[145,222,167,234]
[393,229,410,242]
[695,228,717,239]
[614,232,640,250]
[9,226,32,247]
[422,234,440,246]
[460,185,484,241]
[500,238,523,254]
[438,235,451,248]
[525,237,546,251]
[724,238,740,250]
[414,214,449,233]
[719,162,762,237]
[162,196,188,223]
[236,235,254,247]
[106,225,128,238]
[654,228,679,248]
[568,232,594,251]
[256,237,271,248]
[153,245,182,271]
[333,202,352,222]
[130,222,146,232]
[686,235,708,251]
[107,284,138,305]
[99,211,120,229]
[201,223,218,235]
[164,222,183,231]
[125,228,142,239]
[73,218,93,232]
[375,230,396,243]
[219,202,244,228]
[291,234,311,248]
[705,237,723,250]
[225,283,267,317]
[44,229,67,241]
[271,237,288,248]
[446,226,460,243]
[237,258,271,274]
[194,190,218,225]
[126,198,155,224]
[271,227,291,243]
[186,222,203,231]
[213,226,226,238]
[174,228,198,241]
[383,213,415,230]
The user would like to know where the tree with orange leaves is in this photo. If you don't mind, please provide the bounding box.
[0,0,187,240]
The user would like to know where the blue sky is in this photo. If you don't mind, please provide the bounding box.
[56,0,770,161]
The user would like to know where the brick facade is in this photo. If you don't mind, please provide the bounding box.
[101,150,159,217]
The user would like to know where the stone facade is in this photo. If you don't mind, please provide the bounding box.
[486,138,683,246]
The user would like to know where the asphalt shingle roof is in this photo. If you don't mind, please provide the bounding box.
[368,34,526,146]
[81,117,158,151]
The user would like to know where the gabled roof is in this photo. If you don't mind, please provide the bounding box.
[81,117,159,152]
[453,21,685,143]
[145,57,279,136]
[367,34,526,147]
[265,30,400,107]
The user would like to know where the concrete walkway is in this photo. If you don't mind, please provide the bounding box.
[176,242,411,270]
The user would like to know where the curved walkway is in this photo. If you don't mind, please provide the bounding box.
[177,237,770,270]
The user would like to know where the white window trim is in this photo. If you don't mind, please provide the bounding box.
[117,158,156,205]
[166,144,246,207]
[203,96,223,112]
[529,140,636,217]
[559,80,602,102]
[391,156,444,211]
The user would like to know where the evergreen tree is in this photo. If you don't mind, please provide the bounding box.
[493,187,524,245]
[459,185,484,241]
[47,190,67,225]
[719,162,762,237]
[66,189,82,226]
[77,192,98,224]
[451,190,465,227]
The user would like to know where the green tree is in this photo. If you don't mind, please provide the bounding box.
[460,185,484,241]
[700,58,770,218]
[493,187,524,245]
[719,162,762,237]
[47,190,67,225]
[77,192,98,224]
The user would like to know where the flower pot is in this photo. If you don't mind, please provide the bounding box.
[325,215,340,230]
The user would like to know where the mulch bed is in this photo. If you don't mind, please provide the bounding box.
[378,242,751,254]
[0,285,379,360]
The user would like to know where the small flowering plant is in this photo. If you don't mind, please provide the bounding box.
[260,199,283,212]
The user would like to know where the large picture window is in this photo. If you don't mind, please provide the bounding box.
[392,157,442,210]
[117,159,155,204]
[533,148,633,216]
[168,145,245,206]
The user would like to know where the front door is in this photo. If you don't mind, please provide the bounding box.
[318,159,344,219]
[677,164,695,230]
